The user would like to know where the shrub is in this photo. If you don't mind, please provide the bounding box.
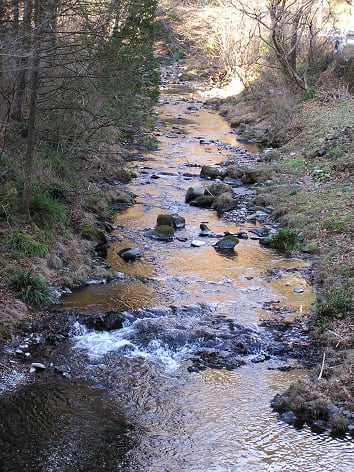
[268,228,301,255]
[29,194,66,228]
[6,230,48,257]
[8,268,55,309]
[115,168,132,183]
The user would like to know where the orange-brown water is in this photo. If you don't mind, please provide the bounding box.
[1,72,352,472]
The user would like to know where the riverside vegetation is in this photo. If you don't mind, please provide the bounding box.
[0,0,160,332]
[0,0,353,437]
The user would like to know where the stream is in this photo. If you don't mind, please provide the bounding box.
[0,66,353,471]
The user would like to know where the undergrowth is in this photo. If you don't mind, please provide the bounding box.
[6,230,48,258]
[7,268,55,309]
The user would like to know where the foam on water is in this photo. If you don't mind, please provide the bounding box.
[72,321,196,371]
[73,323,136,359]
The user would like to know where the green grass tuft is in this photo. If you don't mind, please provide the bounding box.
[315,285,353,320]
[7,268,55,309]
[6,230,48,257]
[30,194,66,229]
[269,228,301,255]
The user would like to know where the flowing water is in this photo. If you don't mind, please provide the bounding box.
[1,68,353,471]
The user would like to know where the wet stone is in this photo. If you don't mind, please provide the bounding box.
[279,411,298,426]
[191,240,206,247]
[30,363,46,372]
[118,248,143,261]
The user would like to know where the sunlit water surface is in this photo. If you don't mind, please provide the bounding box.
[1,76,353,472]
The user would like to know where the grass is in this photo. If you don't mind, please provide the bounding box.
[29,194,66,229]
[6,230,48,258]
[7,268,55,309]
[268,228,301,256]
[315,285,354,320]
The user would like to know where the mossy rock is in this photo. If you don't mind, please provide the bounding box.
[205,182,233,197]
[212,192,239,215]
[157,213,185,229]
[241,168,263,185]
[200,165,224,180]
[110,190,135,208]
[79,222,106,244]
[238,130,256,140]
[189,195,215,208]
[185,186,205,203]
[154,224,175,235]
[302,242,320,254]
[251,194,269,207]
[145,225,175,241]
[262,149,281,162]
[224,165,244,180]
[115,168,132,183]
[214,235,239,250]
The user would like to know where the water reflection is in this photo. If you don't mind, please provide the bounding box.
[48,80,354,472]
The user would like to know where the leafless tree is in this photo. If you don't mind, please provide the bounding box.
[230,0,335,90]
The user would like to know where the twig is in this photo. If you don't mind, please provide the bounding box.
[318,351,326,380]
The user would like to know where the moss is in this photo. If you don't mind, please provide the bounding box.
[154,225,175,236]
[190,195,215,208]
[79,222,106,252]
[80,222,102,240]
[157,214,175,227]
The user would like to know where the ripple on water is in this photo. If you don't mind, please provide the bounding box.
[45,85,352,471]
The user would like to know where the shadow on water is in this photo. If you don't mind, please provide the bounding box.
[0,378,132,472]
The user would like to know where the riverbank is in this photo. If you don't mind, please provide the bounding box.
[210,73,353,437]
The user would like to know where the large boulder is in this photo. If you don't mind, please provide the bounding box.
[118,247,143,261]
[214,235,239,250]
[200,165,224,180]
[185,186,205,203]
[145,225,175,241]
[157,213,185,229]
[205,181,233,197]
[212,192,239,215]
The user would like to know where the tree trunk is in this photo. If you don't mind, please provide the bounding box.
[21,0,41,216]
[289,12,301,72]
[10,1,33,122]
